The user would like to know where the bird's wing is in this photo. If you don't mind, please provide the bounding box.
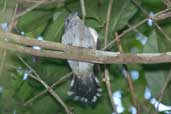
[78,26,96,49]
[88,27,99,48]
[61,24,97,75]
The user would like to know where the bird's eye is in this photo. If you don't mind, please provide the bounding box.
[65,19,70,27]
[66,19,70,24]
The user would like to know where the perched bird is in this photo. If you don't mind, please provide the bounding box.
[62,12,101,103]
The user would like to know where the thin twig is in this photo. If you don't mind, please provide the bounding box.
[115,32,139,114]
[1,1,17,75]
[158,68,171,102]
[0,56,71,107]
[18,56,71,114]
[130,1,171,113]
[80,0,86,23]
[18,56,40,78]
[15,0,45,19]
[102,8,171,50]
[15,0,65,19]
[130,0,171,107]
[102,18,147,50]
[8,3,18,32]
[104,69,118,113]
[0,0,14,76]
[153,22,171,41]
[22,0,64,4]
[131,0,171,41]
[24,72,72,106]
[151,68,171,113]
[0,40,7,77]
[104,0,113,46]
[103,0,117,113]
[131,0,171,17]
[2,0,7,12]
[155,11,171,21]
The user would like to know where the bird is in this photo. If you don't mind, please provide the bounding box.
[61,12,102,103]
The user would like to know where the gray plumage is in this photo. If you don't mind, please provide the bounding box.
[62,13,101,103]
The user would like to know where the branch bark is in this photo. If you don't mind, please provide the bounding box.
[1,31,171,64]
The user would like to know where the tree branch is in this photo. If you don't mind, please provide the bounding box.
[103,0,118,113]
[18,56,72,114]
[102,8,171,50]
[115,33,139,113]
[15,0,65,19]
[1,31,171,64]
[80,0,86,23]
[24,72,72,106]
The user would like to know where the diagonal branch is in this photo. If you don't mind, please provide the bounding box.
[24,72,72,106]
[15,1,45,19]
[115,32,139,113]
[18,56,72,114]
[15,0,65,19]
[131,0,171,42]
[102,8,171,50]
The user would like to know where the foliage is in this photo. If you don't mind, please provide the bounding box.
[0,0,171,114]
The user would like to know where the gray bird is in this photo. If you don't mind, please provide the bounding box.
[62,13,102,103]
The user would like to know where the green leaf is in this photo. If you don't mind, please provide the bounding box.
[143,30,171,105]
[17,10,53,37]
[110,0,137,32]
[16,81,33,101]
[11,70,33,101]
[32,59,70,85]
[143,31,159,53]
[142,0,162,8]
[43,10,68,41]
[31,95,63,114]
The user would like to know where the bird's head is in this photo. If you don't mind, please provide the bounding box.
[64,12,81,30]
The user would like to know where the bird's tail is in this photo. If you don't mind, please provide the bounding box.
[68,74,102,103]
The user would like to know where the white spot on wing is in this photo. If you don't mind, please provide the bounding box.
[91,96,97,102]
[97,88,102,92]
[96,93,101,97]
[84,98,88,103]
[70,79,75,87]
[95,77,99,83]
